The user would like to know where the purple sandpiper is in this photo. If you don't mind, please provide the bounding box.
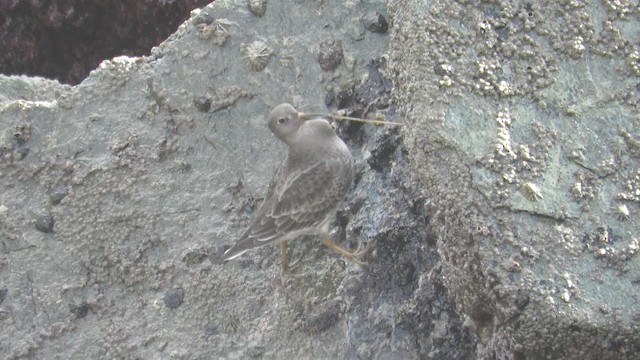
[222,103,371,270]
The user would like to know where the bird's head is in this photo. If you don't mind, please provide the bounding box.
[267,103,304,143]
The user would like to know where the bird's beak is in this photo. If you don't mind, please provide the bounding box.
[297,112,316,121]
[297,111,405,126]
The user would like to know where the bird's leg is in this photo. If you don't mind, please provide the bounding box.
[322,239,373,265]
[280,240,288,272]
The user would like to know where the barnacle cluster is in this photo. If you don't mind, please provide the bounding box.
[196,17,235,47]
[571,172,597,200]
[616,169,640,202]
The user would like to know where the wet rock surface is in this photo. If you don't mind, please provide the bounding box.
[1,0,638,359]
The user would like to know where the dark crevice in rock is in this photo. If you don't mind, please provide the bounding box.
[0,0,211,84]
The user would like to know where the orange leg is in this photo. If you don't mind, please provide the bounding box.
[322,239,373,265]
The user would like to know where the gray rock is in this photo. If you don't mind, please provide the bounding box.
[1,0,636,359]
[389,0,640,358]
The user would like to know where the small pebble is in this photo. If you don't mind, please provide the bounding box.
[163,289,184,309]
[35,211,55,233]
[363,11,388,34]
[70,302,90,318]
[193,96,212,112]
[50,188,69,205]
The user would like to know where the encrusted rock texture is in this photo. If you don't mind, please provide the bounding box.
[389,0,639,359]
[0,0,638,359]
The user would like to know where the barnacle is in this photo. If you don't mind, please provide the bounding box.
[616,203,630,221]
[317,39,343,71]
[520,182,543,202]
[243,40,273,71]
[196,18,235,46]
[248,0,267,17]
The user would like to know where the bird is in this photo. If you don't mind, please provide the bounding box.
[222,103,372,271]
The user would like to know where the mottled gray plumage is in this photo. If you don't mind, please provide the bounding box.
[222,103,353,261]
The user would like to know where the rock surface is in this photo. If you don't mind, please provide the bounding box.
[389,0,640,358]
[0,1,474,359]
[1,0,638,359]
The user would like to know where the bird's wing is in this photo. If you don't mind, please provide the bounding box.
[222,157,352,260]
[262,155,286,205]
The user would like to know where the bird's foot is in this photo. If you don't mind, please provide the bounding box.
[322,239,374,265]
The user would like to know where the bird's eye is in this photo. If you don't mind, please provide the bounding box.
[277,117,287,124]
